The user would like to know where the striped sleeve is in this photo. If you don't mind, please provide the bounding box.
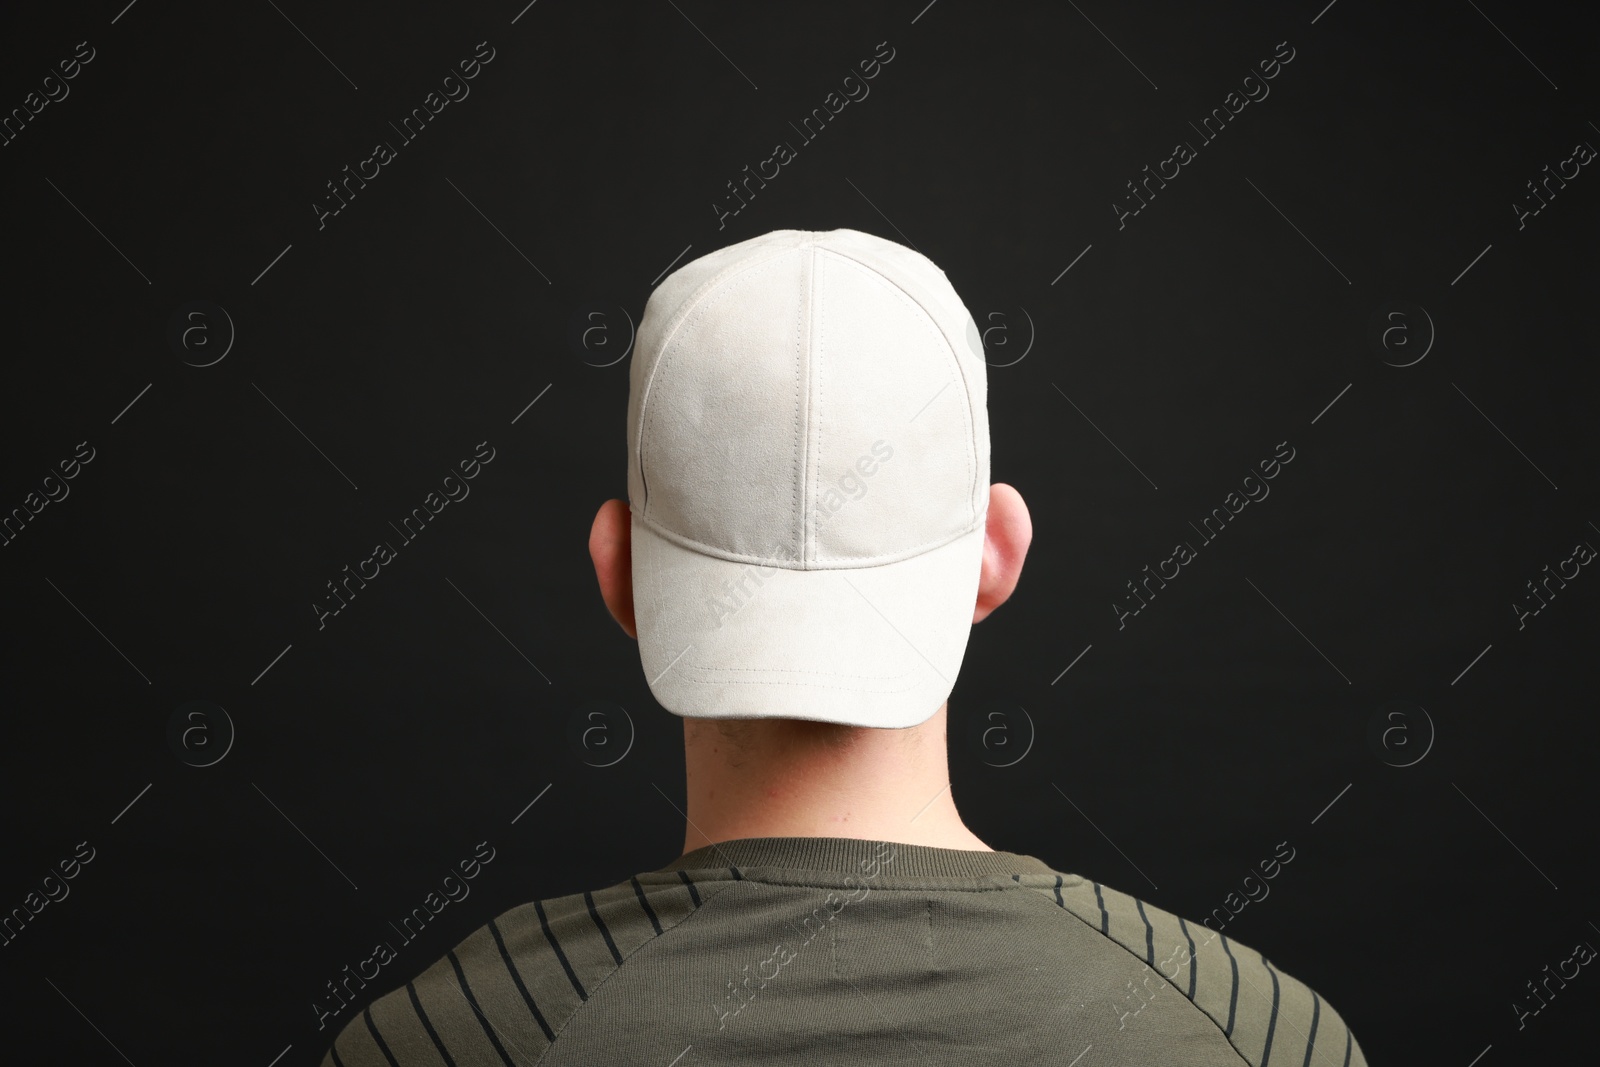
[320,870,722,1066]
[1017,873,1369,1067]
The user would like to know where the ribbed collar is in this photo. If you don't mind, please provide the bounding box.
[659,836,1055,878]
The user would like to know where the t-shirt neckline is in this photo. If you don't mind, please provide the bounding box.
[658,835,1056,879]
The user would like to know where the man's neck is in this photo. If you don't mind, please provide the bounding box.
[679,705,992,856]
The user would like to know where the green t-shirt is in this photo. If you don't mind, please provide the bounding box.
[321,836,1367,1065]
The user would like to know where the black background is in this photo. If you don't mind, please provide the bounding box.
[1,1,1595,1063]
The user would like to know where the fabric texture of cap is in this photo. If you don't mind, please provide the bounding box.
[626,228,989,728]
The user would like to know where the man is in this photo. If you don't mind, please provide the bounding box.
[320,229,1368,1065]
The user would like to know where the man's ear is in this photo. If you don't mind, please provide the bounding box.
[974,483,1031,623]
[589,498,637,638]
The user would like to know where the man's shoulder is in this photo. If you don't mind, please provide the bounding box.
[319,857,1370,1066]
[318,867,733,1066]
[1008,869,1369,1067]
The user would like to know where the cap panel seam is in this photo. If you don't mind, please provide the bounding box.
[639,255,792,536]
[809,245,824,567]
[945,280,985,530]
[813,248,977,510]
[791,243,804,564]
[635,242,804,520]
[800,240,818,567]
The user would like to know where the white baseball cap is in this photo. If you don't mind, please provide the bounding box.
[626,228,990,728]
